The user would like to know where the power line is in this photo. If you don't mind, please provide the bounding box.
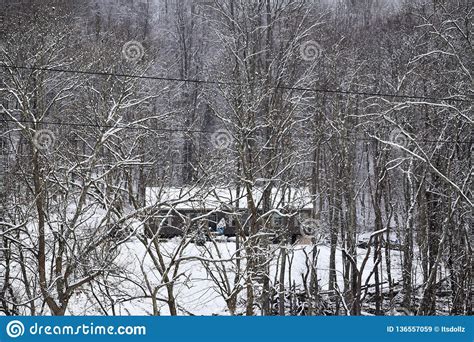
[1,117,471,145]
[1,64,472,103]
[1,118,213,134]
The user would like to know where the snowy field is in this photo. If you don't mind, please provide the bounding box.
[63,236,415,316]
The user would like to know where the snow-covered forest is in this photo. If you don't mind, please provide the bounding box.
[0,0,472,316]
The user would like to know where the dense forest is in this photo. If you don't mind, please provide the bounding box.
[0,0,472,316]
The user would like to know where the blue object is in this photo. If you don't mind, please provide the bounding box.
[0,316,472,342]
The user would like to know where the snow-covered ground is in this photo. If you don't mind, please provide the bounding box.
[64,236,414,316]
